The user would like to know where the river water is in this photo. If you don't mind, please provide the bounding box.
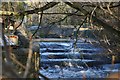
[39,40,120,79]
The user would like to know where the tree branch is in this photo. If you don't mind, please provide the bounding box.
[49,10,79,24]
[31,10,43,39]
[23,40,33,78]
[19,2,59,15]
[82,3,120,9]
[65,2,120,37]
[14,14,24,32]
[74,15,88,47]
[2,19,20,78]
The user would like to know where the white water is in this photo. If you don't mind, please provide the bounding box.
[39,42,120,79]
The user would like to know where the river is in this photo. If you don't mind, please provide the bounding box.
[39,40,120,79]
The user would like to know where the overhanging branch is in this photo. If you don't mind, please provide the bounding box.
[65,2,120,37]
[82,3,120,9]
[19,2,59,15]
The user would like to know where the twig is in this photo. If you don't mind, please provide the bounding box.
[22,2,59,15]
[99,4,120,21]
[74,15,88,47]
[2,19,20,78]
[39,72,50,80]
[10,55,26,69]
[107,2,113,15]
[14,14,24,32]
[23,40,33,78]
[89,6,98,27]
[31,10,43,39]
[82,3,120,9]
[2,62,20,78]
[65,2,120,37]
[49,10,79,25]
[43,10,81,36]
[2,20,11,62]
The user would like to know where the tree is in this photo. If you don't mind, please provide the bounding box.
[1,1,120,78]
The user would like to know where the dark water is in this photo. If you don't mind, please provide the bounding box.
[39,41,120,79]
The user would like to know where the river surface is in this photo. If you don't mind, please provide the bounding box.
[39,40,120,79]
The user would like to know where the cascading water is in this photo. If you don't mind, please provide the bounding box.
[39,40,120,79]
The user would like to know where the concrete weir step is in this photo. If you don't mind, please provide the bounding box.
[41,59,95,62]
[39,41,106,68]
[40,59,105,67]
[40,52,103,60]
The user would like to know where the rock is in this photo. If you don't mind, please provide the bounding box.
[32,42,40,53]
[107,72,120,79]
